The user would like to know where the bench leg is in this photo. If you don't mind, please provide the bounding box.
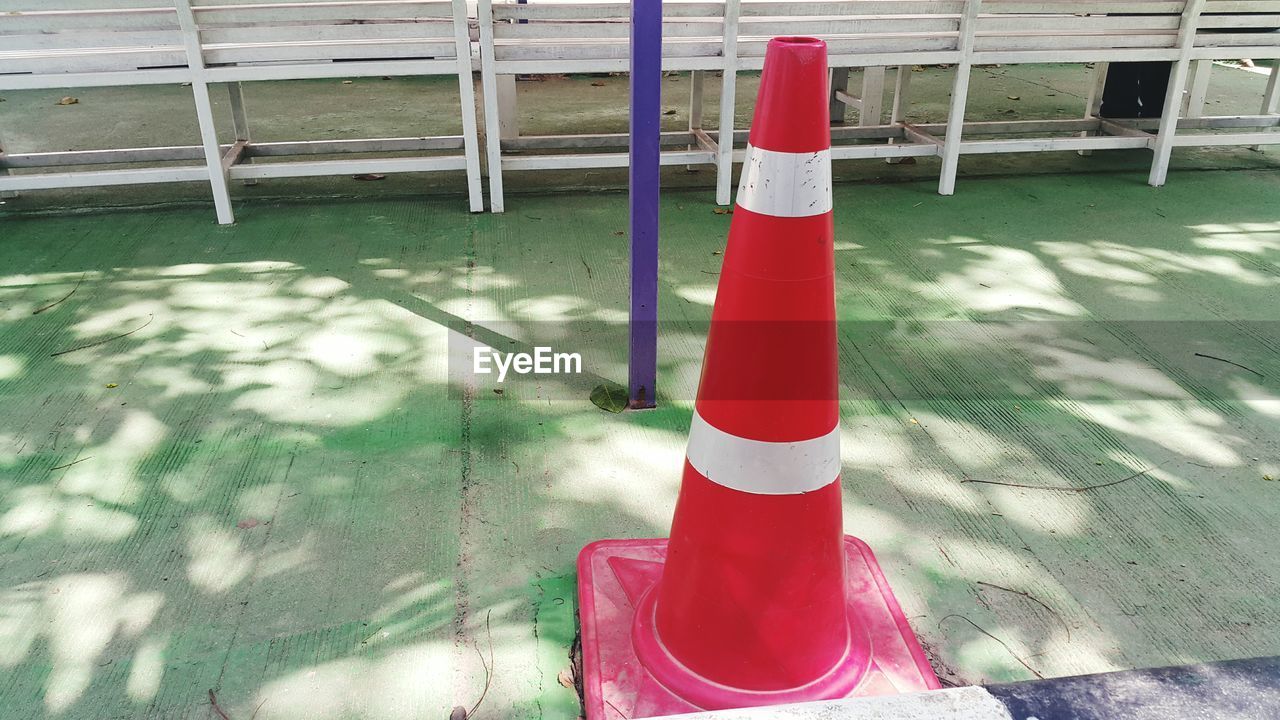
[496,75,519,141]
[477,0,504,212]
[191,82,234,225]
[890,65,912,125]
[0,128,15,200]
[227,82,257,186]
[1264,59,1280,115]
[829,67,851,124]
[1149,58,1194,188]
[716,68,737,206]
[860,66,885,126]
[458,73,485,214]
[688,70,705,170]
[1079,61,1109,156]
[450,0,483,213]
[480,73,506,213]
[1252,60,1280,151]
[938,63,972,196]
[886,65,912,164]
[1184,59,1211,119]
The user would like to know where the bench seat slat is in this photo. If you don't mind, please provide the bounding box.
[0,31,183,52]
[979,1,1186,12]
[494,18,960,40]
[495,21,723,40]
[975,32,1179,50]
[743,33,959,55]
[493,38,721,61]
[493,32,962,63]
[194,1,455,23]
[738,1,966,15]
[0,9,178,32]
[741,17,960,34]
[1198,13,1280,28]
[493,2,724,21]
[973,46,1183,62]
[191,0,448,6]
[0,0,172,9]
[977,15,1182,32]
[201,21,457,45]
[203,37,456,64]
[0,47,187,74]
[1200,1,1280,11]
[1194,31,1280,46]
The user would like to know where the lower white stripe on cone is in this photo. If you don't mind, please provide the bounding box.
[735,145,833,218]
[685,411,840,495]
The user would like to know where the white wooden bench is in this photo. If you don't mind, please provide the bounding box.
[1149,1,1280,179]
[0,1,206,202]
[915,0,1199,194]
[477,0,735,212]
[732,1,969,173]
[1,0,483,223]
[192,0,483,220]
[476,0,970,211]
[904,0,1279,193]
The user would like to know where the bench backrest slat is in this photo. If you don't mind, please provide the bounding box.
[1194,0,1280,56]
[496,20,725,41]
[0,7,179,31]
[195,1,461,64]
[489,0,965,68]
[979,1,1185,12]
[738,1,966,15]
[489,0,725,66]
[0,4,184,74]
[202,38,457,64]
[977,15,1183,33]
[0,47,187,74]
[1198,12,1280,27]
[193,1,455,23]
[742,17,962,35]
[492,2,723,21]
[975,1,1188,56]
[1,0,471,77]
[0,0,172,8]
[1199,0,1279,10]
[199,21,457,46]
[1196,30,1280,44]
[493,39,723,62]
[740,32,959,56]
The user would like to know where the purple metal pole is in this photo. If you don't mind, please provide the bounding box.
[628,0,661,409]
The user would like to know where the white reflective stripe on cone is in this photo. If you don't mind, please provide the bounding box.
[735,145,833,218]
[685,411,841,495]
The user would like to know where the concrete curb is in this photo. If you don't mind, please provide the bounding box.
[662,686,1012,720]
[660,656,1280,720]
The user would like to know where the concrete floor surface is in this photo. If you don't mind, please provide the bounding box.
[1,167,1279,718]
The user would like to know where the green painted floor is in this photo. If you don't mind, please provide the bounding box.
[2,168,1280,719]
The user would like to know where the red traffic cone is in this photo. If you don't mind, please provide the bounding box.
[577,37,939,719]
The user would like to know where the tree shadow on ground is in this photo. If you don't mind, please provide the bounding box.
[0,169,1278,718]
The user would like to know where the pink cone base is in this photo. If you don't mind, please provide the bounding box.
[576,536,940,719]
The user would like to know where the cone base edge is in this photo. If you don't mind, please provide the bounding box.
[576,536,941,720]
